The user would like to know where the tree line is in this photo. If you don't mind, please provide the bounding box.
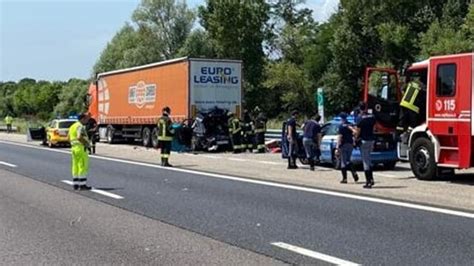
[2,0,473,121]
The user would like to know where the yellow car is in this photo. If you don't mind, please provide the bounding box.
[43,119,77,147]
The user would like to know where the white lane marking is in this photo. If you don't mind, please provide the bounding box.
[61,180,124,199]
[90,189,124,199]
[271,242,359,266]
[3,140,474,219]
[0,161,17,168]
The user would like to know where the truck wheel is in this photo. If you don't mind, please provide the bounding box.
[383,161,397,170]
[142,127,152,147]
[151,127,159,148]
[409,137,437,180]
[106,126,115,144]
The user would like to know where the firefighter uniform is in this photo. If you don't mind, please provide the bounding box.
[158,107,174,167]
[4,115,13,133]
[254,112,267,153]
[69,117,90,190]
[86,117,98,154]
[397,81,425,135]
[242,112,255,152]
[228,113,242,153]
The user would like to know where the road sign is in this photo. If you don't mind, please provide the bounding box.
[317,88,325,123]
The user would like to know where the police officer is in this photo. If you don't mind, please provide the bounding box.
[396,79,426,138]
[158,106,174,167]
[86,114,98,154]
[302,114,321,171]
[254,111,267,153]
[355,103,376,188]
[228,112,242,153]
[68,113,91,190]
[336,113,359,183]
[286,110,299,169]
[4,114,13,133]
[242,109,255,152]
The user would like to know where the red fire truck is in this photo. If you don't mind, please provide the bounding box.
[364,52,473,180]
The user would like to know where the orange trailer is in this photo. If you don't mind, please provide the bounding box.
[87,57,242,147]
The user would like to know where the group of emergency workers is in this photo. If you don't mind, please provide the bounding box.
[227,107,267,154]
[68,74,423,191]
[285,103,377,189]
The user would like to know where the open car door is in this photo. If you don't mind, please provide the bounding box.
[364,68,401,133]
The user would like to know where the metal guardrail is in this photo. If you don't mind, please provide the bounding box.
[265,129,303,141]
[0,125,18,132]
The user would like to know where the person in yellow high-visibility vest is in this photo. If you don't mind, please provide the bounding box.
[396,80,426,137]
[4,115,13,133]
[68,113,91,190]
[158,106,174,167]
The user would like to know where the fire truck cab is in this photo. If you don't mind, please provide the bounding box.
[364,53,474,180]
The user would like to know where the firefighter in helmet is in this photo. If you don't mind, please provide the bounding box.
[157,106,174,167]
[253,107,267,153]
[227,111,242,153]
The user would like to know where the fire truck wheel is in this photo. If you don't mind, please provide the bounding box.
[142,127,152,147]
[410,137,437,180]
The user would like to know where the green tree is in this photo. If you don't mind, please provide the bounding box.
[53,79,89,117]
[132,0,195,59]
[199,0,270,108]
[93,24,140,74]
[264,61,313,115]
[178,29,217,57]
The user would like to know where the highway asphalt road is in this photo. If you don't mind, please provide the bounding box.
[1,141,473,265]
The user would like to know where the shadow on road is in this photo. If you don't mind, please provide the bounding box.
[94,187,124,191]
[371,186,407,189]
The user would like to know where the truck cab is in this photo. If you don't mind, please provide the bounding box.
[366,53,474,180]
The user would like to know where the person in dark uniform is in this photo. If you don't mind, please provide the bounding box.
[254,111,267,153]
[157,106,174,167]
[242,109,255,152]
[85,114,98,154]
[227,112,242,153]
[355,104,377,188]
[302,114,321,171]
[286,110,299,169]
[336,113,359,183]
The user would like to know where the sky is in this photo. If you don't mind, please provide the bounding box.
[0,0,339,82]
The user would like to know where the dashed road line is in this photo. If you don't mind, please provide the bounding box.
[61,180,124,199]
[0,161,17,168]
[271,242,360,265]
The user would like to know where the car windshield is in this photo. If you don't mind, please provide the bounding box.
[321,123,339,136]
[58,121,76,129]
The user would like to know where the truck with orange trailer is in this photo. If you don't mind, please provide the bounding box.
[87,57,242,148]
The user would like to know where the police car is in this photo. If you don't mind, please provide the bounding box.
[319,115,398,169]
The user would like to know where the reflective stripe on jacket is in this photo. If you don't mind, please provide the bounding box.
[400,82,421,113]
[69,121,86,146]
[158,115,173,141]
[228,118,241,135]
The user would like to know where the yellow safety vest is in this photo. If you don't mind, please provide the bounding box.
[158,115,173,141]
[4,116,13,124]
[400,81,421,113]
[69,121,87,146]
[228,118,241,135]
